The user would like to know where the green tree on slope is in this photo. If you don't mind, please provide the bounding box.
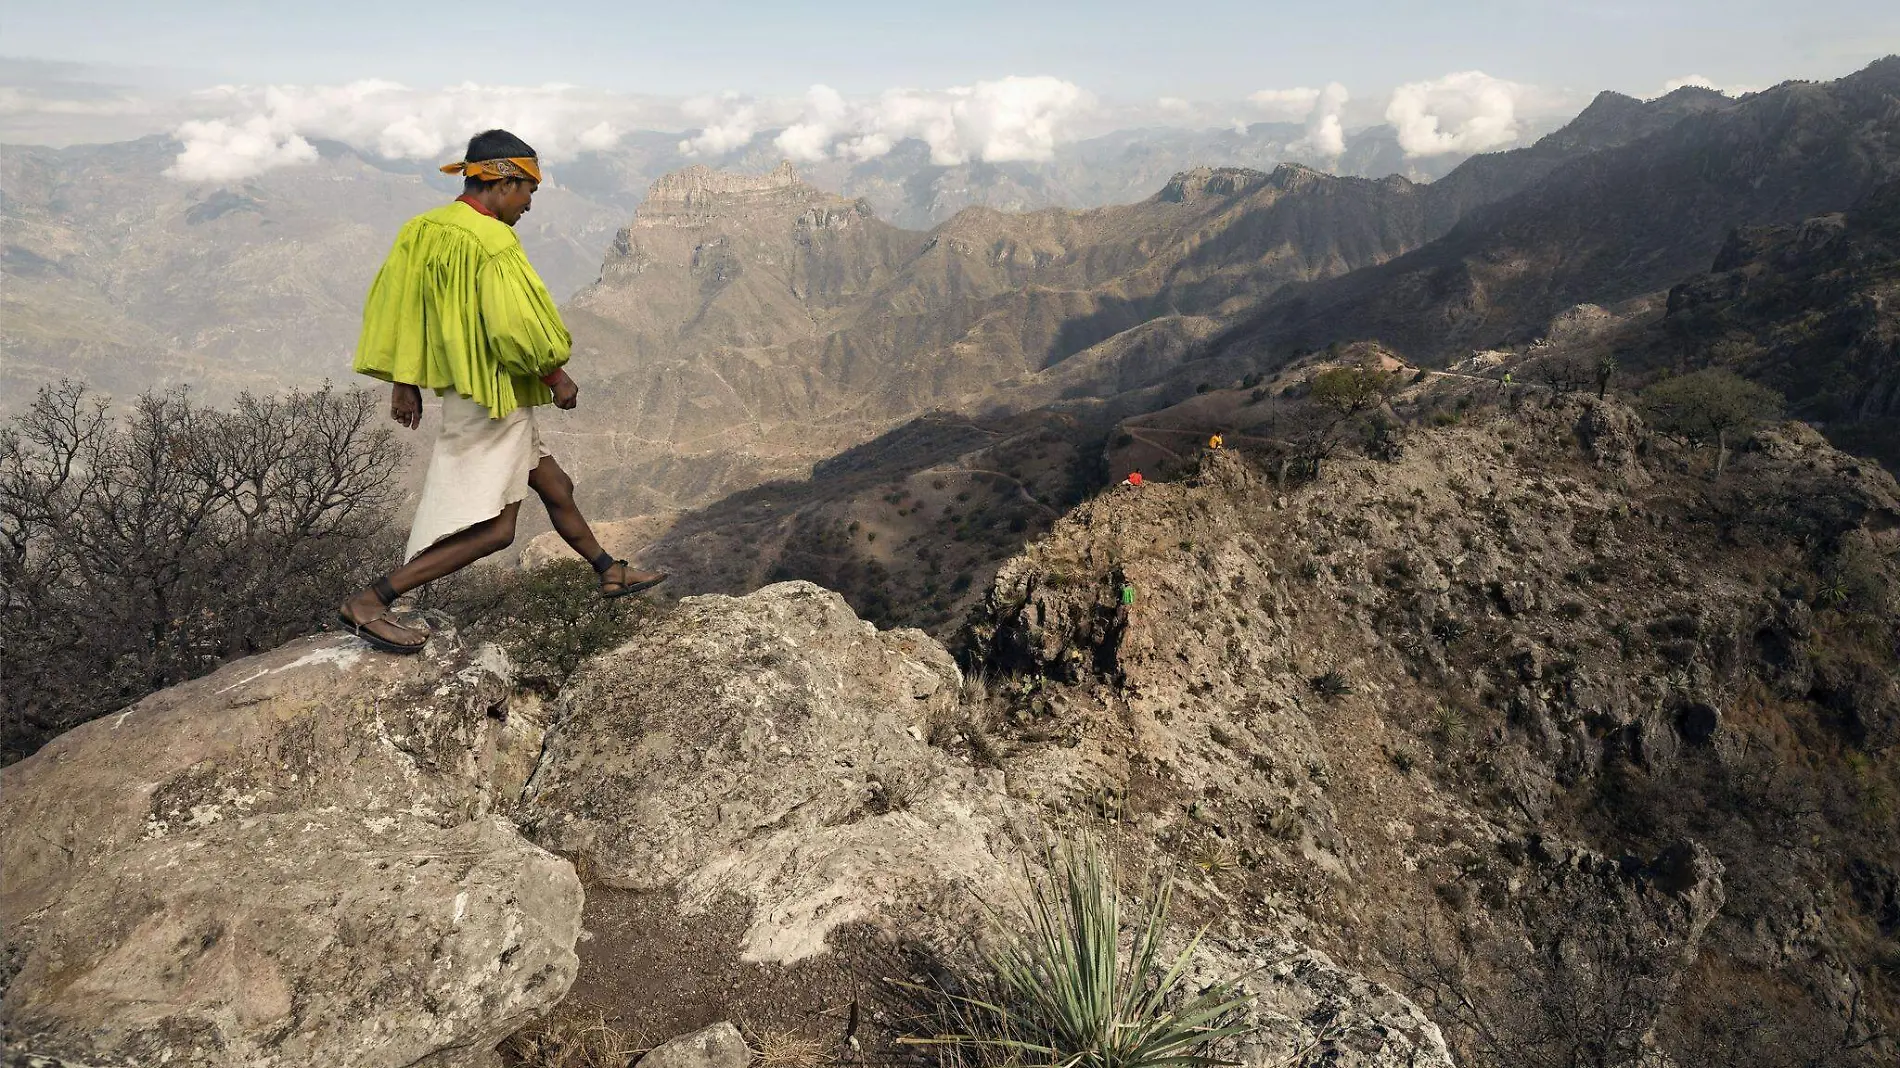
[1643,369,1783,479]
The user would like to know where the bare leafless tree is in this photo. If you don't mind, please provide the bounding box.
[1383,884,1682,1068]
[1,381,404,761]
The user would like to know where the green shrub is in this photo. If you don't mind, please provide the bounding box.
[444,561,656,690]
[1310,670,1352,698]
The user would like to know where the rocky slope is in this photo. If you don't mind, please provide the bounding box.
[1529,177,1900,470]
[7,378,1896,1065]
[957,391,1898,1064]
[0,582,1458,1067]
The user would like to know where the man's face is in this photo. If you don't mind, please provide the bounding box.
[495,179,536,227]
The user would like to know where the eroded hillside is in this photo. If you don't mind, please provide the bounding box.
[9,386,1893,1068]
[956,395,1900,1064]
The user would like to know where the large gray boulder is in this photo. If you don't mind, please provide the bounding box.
[3,812,579,1068]
[523,581,1023,962]
[2,632,541,922]
[1,630,579,1067]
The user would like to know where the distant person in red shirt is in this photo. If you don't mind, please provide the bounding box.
[1121,471,1144,488]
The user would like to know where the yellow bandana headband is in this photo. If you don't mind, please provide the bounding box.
[440,156,542,183]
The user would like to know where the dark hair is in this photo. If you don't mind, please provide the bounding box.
[465,128,536,163]
[461,129,538,192]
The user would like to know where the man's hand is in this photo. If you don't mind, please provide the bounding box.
[548,369,579,410]
[391,383,423,429]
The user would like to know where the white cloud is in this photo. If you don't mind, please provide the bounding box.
[678,91,781,155]
[1384,71,1525,157]
[1298,82,1349,157]
[685,76,1092,166]
[773,84,852,161]
[1244,82,1348,156]
[1247,86,1322,121]
[166,116,317,181]
[1660,75,1761,97]
[163,80,652,182]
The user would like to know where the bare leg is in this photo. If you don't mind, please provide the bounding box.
[339,502,523,636]
[528,456,664,590]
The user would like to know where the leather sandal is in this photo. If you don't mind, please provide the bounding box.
[335,578,428,654]
[593,552,668,599]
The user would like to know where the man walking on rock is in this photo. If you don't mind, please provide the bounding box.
[335,129,665,654]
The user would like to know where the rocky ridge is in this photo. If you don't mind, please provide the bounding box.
[13,382,1896,1065]
[957,391,1897,1061]
[1221,56,1900,365]
[0,581,1456,1067]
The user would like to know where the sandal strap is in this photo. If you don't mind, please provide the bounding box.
[590,550,617,575]
[356,610,423,638]
[372,576,399,607]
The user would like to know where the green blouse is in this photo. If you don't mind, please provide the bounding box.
[353,201,570,419]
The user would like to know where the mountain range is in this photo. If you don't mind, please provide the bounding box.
[536,59,1900,635]
[5,59,1898,632]
[0,117,1539,408]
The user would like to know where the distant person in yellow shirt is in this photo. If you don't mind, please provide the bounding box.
[1208,432,1224,451]
[335,129,665,655]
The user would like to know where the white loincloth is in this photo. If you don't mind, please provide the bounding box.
[404,390,552,561]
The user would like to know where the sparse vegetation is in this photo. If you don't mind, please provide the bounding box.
[753,1029,833,1068]
[1310,670,1352,698]
[901,835,1252,1068]
[434,560,657,691]
[1190,835,1239,875]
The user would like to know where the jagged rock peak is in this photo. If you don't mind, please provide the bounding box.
[644,159,807,206]
[1157,166,1271,203]
[1570,88,1647,122]
[633,160,866,230]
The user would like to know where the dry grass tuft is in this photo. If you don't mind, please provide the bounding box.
[752,1029,833,1068]
[502,1009,639,1068]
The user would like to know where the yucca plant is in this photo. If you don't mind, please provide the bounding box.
[902,835,1253,1068]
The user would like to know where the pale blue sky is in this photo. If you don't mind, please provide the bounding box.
[2,0,1892,100]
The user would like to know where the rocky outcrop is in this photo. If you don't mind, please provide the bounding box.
[4,578,1477,1062]
[961,393,1900,1056]
[637,1021,751,1068]
[1203,941,1454,1068]
[522,581,1022,962]
[4,812,578,1068]
[0,631,581,1067]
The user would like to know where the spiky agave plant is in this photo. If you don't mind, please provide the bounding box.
[905,835,1253,1068]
